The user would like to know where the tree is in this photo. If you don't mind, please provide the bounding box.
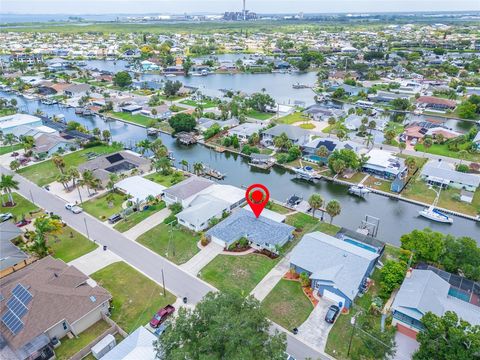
[168,113,196,133]
[331,159,347,175]
[391,98,410,111]
[182,56,193,75]
[457,101,477,119]
[9,160,20,172]
[113,71,132,88]
[384,129,396,144]
[274,132,292,152]
[136,139,152,156]
[180,159,189,172]
[316,145,329,160]
[332,87,346,99]
[193,162,204,175]
[52,154,66,174]
[399,142,406,154]
[327,117,336,135]
[308,193,323,219]
[31,215,63,257]
[400,228,445,264]
[246,93,275,112]
[326,199,341,224]
[21,135,34,153]
[154,292,287,360]
[102,129,111,143]
[379,260,407,300]
[422,138,433,157]
[155,157,172,175]
[0,174,19,205]
[4,133,16,153]
[163,80,182,98]
[328,149,360,174]
[405,156,417,174]
[414,311,480,360]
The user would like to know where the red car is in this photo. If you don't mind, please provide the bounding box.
[149,305,175,328]
[15,219,31,227]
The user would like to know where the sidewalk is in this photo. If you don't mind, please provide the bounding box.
[250,255,290,301]
[69,247,122,275]
[180,242,223,275]
[123,208,170,240]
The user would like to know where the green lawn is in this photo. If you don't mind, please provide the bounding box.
[338,172,367,184]
[0,143,22,155]
[299,123,315,129]
[18,145,121,186]
[414,143,480,162]
[0,192,39,219]
[55,320,111,360]
[180,99,217,109]
[245,109,273,120]
[82,192,126,220]
[267,202,291,214]
[277,112,309,124]
[49,226,98,262]
[363,176,393,193]
[261,279,313,330]
[144,171,186,187]
[109,112,152,127]
[113,202,166,233]
[199,254,279,296]
[91,262,176,333]
[137,223,200,265]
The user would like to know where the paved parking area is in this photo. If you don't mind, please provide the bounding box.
[391,332,419,360]
[123,208,170,240]
[297,298,336,352]
[180,242,223,275]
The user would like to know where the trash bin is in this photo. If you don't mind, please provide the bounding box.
[183,297,188,304]
[292,328,298,335]
[103,245,107,251]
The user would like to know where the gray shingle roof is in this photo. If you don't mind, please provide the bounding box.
[0,222,28,272]
[421,160,480,188]
[262,124,312,142]
[163,176,214,201]
[206,209,294,247]
[290,232,378,301]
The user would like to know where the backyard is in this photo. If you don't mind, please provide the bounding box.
[261,279,314,330]
[180,99,217,109]
[276,112,310,125]
[136,223,200,264]
[49,226,98,262]
[109,111,153,127]
[113,201,166,232]
[245,109,273,120]
[0,192,39,219]
[54,320,111,360]
[82,191,126,220]
[199,254,279,296]
[144,171,186,187]
[91,262,176,333]
[17,144,121,186]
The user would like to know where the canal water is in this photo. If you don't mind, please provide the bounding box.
[2,91,479,245]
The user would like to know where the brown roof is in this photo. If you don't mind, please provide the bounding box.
[404,125,424,139]
[0,256,111,350]
[416,96,456,107]
[50,83,71,93]
[33,133,72,153]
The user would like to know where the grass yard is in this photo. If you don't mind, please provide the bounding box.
[277,112,309,125]
[199,254,279,296]
[137,223,200,265]
[54,320,111,360]
[245,109,273,120]
[363,176,393,193]
[414,143,480,162]
[113,202,166,233]
[261,279,313,330]
[0,192,39,219]
[110,112,152,127]
[267,202,291,214]
[82,191,126,220]
[180,99,217,109]
[338,172,367,184]
[299,123,315,129]
[18,145,121,186]
[402,178,480,216]
[91,262,176,333]
[49,226,98,262]
[144,171,186,187]
[0,143,22,155]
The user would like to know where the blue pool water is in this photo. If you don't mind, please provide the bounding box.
[304,155,324,163]
[344,238,377,253]
[448,287,471,302]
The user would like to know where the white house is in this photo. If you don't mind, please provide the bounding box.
[115,176,166,204]
[0,114,43,135]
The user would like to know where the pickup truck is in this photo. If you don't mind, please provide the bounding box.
[149,304,175,328]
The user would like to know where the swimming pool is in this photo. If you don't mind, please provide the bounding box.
[304,155,324,163]
[343,238,378,253]
[448,287,471,303]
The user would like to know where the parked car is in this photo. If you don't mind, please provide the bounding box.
[15,219,31,227]
[325,305,340,324]
[150,305,175,328]
[0,213,14,222]
[108,213,122,224]
[65,203,83,214]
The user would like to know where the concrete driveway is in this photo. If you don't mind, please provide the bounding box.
[181,242,223,275]
[123,207,170,240]
[69,247,122,275]
[297,298,336,352]
[391,332,419,360]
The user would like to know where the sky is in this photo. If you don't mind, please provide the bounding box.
[1,0,479,15]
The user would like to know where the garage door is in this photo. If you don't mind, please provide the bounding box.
[211,236,226,247]
[323,289,346,308]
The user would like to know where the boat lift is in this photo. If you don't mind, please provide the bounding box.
[356,215,380,238]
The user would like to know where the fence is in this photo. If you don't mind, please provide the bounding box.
[0,257,37,279]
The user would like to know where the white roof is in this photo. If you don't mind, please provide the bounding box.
[116,176,166,202]
[101,327,157,360]
[0,114,42,130]
[243,205,286,223]
[177,195,230,227]
[184,184,244,208]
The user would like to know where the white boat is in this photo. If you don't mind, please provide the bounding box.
[293,166,319,181]
[165,74,177,77]
[147,127,158,136]
[348,185,371,196]
[419,206,453,224]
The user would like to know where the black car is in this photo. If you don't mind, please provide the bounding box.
[325,305,340,324]
[108,213,122,224]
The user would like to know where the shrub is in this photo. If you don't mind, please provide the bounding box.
[299,272,311,287]
[200,234,210,246]
[169,202,183,214]
[82,140,106,148]
[163,214,177,226]
[456,164,469,173]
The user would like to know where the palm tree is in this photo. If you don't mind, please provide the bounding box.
[422,138,433,157]
[102,129,111,143]
[274,132,292,151]
[336,129,347,141]
[405,156,417,175]
[316,145,329,161]
[364,133,374,148]
[327,117,336,135]
[0,174,19,205]
[399,142,406,154]
[106,173,118,193]
[368,120,376,134]
[79,170,95,196]
[193,162,204,175]
[326,199,341,224]
[4,133,16,153]
[458,150,468,165]
[21,135,34,153]
[31,215,63,257]
[9,160,20,172]
[308,193,323,219]
[155,157,172,175]
[56,173,70,191]
[67,167,80,190]
[180,159,189,172]
[249,132,260,145]
[52,154,66,174]
[136,139,152,156]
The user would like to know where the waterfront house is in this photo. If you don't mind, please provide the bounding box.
[261,124,314,147]
[0,114,43,135]
[115,176,166,204]
[416,96,456,110]
[227,123,264,142]
[303,104,344,121]
[64,84,91,97]
[391,269,480,338]
[205,208,294,252]
[0,256,111,360]
[302,137,362,163]
[420,160,480,192]
[163,176,214,207]
[362,149,407,180]
[368,91,411,103]
[197,117,239,132]
[290,231,379,309]
[33,133,75,157]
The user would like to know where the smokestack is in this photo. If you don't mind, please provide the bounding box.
[243,0,246,21]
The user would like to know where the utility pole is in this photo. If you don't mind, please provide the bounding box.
[84,217,90,240]
[347,311,363,357]
[161,269,166,296]
[29,189,34,204]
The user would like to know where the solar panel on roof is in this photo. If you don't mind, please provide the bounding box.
[7,297,27,318]
[1,310,24,335]
[106,153,124,164]
[12,284,32,305]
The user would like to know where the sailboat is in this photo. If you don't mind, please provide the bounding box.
[418,186,453,224]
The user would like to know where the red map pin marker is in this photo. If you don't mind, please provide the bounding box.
[246,184,270,218]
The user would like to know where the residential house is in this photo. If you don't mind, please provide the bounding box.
[416,96,456,110]
[197,117,239,132]
[0,256,111,360]
[261,124,314,147]
[64,84,91,97]
[227,123,264,142]
[33,133,74,157]
[303,104,344,122]
[368,91,410,103]
[302,137,362,163]
[0,222,28,278]
[362,149,407,181]
[206,209,295,252]
[290,231,379,309]
[78,151,151,187]
[101,326,156,360]
[391,269,480,338]
[115,176,166,204]
[0,114,43,135]
[420,160,480,192]
[163,176,214,207]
